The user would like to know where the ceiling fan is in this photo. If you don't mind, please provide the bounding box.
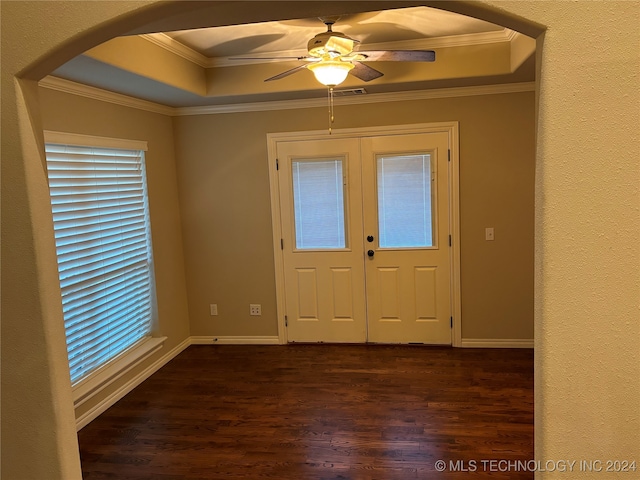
[231,17,436,87]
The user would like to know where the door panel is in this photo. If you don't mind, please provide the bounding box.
[331,267,354,319]
[415,267,437,319]
[278,138,367,343]
[362,133,451,344]
[378,267,401,319]
[296,268,319,319]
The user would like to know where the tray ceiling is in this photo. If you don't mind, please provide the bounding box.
[49,6,535,108]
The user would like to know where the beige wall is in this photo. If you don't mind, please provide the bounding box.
[1,1,638,480]
[37,88,192,421]
[174,92,535,341]
[505,1,640,473]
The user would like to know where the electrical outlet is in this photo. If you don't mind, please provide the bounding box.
[210,304,218,316]
[250,304,262,316]
[485,227,495,241]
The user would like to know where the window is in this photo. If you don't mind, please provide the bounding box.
[377,153,434,248]
[292,158,347,249]
[44,132,156,385]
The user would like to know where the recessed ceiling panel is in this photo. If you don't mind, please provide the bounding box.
[162,7,504,58]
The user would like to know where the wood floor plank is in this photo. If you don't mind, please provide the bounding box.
[79,345,534,479]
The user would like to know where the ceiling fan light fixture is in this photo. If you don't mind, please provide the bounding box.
[308,59,354,87]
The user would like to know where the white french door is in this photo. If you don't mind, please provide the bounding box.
[362,133,451,344]
[277,137,367,342]
[273,126,455,344]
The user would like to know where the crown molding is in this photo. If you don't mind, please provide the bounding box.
[355,28,514,53]
[143,28,515,69]
[174,82,535,116]
[140,33,211,68]
[39,75,534,117]
[39,76,175,116]
[506,29,520,42]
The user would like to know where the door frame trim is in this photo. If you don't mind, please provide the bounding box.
[267,122,462,346]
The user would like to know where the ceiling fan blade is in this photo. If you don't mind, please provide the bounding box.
[264,64,309,82]
[228,56,308,61]
[356,50,436,62]
[349,62,384,82]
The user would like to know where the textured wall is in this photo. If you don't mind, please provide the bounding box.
[496,2,640,476]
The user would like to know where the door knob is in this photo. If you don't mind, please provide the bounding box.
[367,250,375,257]
[367,235,374,242]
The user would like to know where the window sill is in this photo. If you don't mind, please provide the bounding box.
[72,336,167,408]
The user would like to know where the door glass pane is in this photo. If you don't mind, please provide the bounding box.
[292,158,346,249]
[377,154,434,248]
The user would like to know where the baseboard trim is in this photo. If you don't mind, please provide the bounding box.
[73,336,166,409]
[460,338,534,348]
[190,335,280,345]
[75,337,191,430]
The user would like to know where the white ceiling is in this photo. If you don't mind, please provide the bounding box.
[50,6,535,108]
[162,7,503,58]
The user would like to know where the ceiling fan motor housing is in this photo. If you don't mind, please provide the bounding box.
[308,31,355,58]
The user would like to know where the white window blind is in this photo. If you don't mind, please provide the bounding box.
[377,154,434,248]
[45,139,154,385]
[292,158,346,249]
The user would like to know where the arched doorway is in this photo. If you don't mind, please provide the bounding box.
[2,2,545,478]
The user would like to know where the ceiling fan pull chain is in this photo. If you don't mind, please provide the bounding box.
[328,86,335,135]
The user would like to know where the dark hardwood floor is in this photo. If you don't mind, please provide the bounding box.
[78,345,534,479]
